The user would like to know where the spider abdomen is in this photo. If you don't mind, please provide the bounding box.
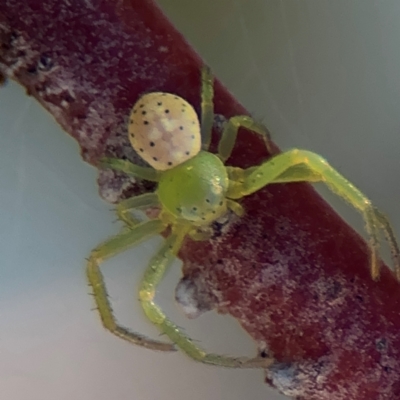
[128,92,202,171]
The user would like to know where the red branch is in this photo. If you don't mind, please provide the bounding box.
[1,1,400,399]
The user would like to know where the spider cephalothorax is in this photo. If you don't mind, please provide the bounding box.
[87,67,400,368]
[157,151,230,225]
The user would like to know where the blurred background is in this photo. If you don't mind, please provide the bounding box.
[1,1,400,399]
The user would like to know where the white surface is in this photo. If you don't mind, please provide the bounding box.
[1,1,400,400]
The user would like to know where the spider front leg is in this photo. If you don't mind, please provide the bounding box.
[116,193,159,229]
[139,226,272,368]
[86,219,175,351]
[228,149,400,281]
[218,115,273,162]
[100,159,161,228]
[100,157,160,182]
[200,66,214,151]
[199,67,273,159]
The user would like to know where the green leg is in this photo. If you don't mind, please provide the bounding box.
[229,149,400,281]
[268,164,322,183]
[86,219,175,351]
[200,66,214,151]
[116,193,159,228]
[218,116,273,163]
[199,67,272,160]
[139,228,272,368]
[188,227,214,241]
[227,199,244,216]
[100,157,160,182]
[374,209,400,280]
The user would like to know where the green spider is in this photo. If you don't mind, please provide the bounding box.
[87,67,400,368]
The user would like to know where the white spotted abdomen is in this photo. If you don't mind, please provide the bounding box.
[128,92,202,171]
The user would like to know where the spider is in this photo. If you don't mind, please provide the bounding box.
[87,66,400,368]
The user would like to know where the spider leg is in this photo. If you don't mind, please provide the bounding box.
[199,68,272,160]
[139,226,272,368]
[373,209,400,280]
[86,219,175,351]
[268,163,321,183]
[228,149,400,281]
[218,115,273,163]
[200,66,214,151]
[116,193,159,229]
[100,157,160,182]
[226,199,245,216]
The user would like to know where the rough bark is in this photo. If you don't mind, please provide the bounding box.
[1,1,400,399]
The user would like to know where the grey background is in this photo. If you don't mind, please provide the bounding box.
[1,1,400,399]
